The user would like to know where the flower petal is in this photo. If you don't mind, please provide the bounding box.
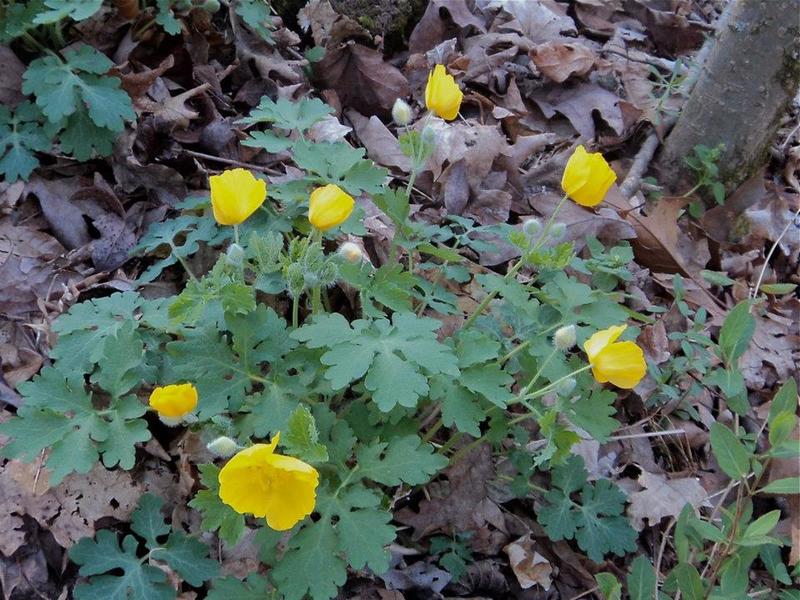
[583,324,627,362]
[591,341,647,389]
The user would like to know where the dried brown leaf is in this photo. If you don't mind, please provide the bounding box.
[530,41,595,83]
[503,534,553,590]
[627,470,709,531]
[316,41,410,117]
[0,46,25,107]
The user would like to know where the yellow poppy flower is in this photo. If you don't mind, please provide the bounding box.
[209,168,267,225]
[308,184,354,231]
[583,325,646,389]
[218,433,319,531]
[561,145,617,207]
[148,383,198,419]
[425,64,463,121]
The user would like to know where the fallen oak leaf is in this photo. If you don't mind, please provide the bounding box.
[503,534,553,590]
[530,41,595,83]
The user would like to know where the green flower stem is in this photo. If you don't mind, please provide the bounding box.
[520,364,592,402]
[233,224,240,245]
[460,193,570,331]
[517,347,558,398]
[292,294,300,329]
[172,245,198,282]
[310,228,324,315]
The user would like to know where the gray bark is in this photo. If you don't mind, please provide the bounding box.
[657,0,800,193]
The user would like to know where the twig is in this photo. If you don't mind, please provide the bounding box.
[183,149,282,175]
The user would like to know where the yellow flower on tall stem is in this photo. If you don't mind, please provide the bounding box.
[209,168,267,225]
[148,383,198,422]
[425,64,463,121]
[308,184,354,231]
[561,145,617,207]
[583,325,647,389]
[218,433,319,531]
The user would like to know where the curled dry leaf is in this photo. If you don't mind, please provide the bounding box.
[626,469,710,531]
[503,535,553,590]
[409,0,486,55]
[531,82,625,139]
[488,0,576,44]
[347,110,411,171]
[530,41,595,83]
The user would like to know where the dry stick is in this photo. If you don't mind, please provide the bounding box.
[618,28,717,199]
[183,149,282,175]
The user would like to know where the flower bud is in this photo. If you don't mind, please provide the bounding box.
[556,377,577,396]
[550,222,566,241]
[226,242,245,266]
[338,241,363,263]
[207,436,239,458]
[421,125,437,146]
[553,324,576,351]
[392,98,412,126]
[522,218,542,238]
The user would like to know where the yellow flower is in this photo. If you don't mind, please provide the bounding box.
[148,383,198,418]
[583,325,647,389]
[425,64,463,121]
[561,145,617,207]
[308,184,354,231]
[218,433,319,531]
[209,168,267,225]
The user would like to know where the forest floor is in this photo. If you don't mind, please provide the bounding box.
[1,0,798,599]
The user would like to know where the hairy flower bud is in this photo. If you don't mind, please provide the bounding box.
[556,377,577,396]
[522,218,542,238]
[550,222,566,241]
[338,241,363,263]
[421,125,437,146]
[207,436,239,458]
[554,324,577,351]
[392,98,412,126]
[226,242,245,266]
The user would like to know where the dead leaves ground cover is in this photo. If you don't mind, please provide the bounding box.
[1,0,799,598]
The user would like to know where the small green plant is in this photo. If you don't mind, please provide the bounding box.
[684,143,726,215]
[430,532,474,581]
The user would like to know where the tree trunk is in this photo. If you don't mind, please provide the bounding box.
[657,0,800,193]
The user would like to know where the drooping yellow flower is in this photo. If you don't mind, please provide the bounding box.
[425,64,463,121]
[218,433,319,531]
[209,168,267,225]
[308,184,354,231]
[561,145,617,207]
[148,383,198,419]
[583,325,647,389]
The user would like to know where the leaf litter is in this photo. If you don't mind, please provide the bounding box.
[1,0,799,597]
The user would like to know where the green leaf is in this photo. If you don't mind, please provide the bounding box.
[595,572,621,600]
[188,464,246,546]
[293,139,387,195]
[740,509,781,546]
[0,103,52,182]
[235,0,275,41]
[672,563,704,600]
[240,96,333,133]
[207,575,272,600]
[97,405,150,470]
[565,388,620,442]
[537,456,637,563]
[152,532,219,586]
[155,0,181,34]
[760,544,792,585]
[89,322,144,397]
[760,282,797,295]
[131,494,171,549]
[70,531,173,600]
[709,422,751,480]
[769,411,797,446]
[758,477,800,495]
[768,378,798,426]
[356,435,447,486]
[293,312,459,411]
[23,46,134,131]
[33,0,103,23]
[626,555,657,600]
[283,405,329,464]
[459,362,513,407]
[271,520,347,600]
[432,377,484,437]
[718,301,755,365]
[58,105,118,160]
[704,368,748,415]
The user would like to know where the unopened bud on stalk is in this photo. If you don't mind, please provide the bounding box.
[550,222,567,241]
[556,377,577,397]
[392,98,412,126]
[522,218,542,238]
[421,124,437,146]
[338,241,364,263]
[206,436,239,458]
[553,324,577,351]
[226,242,245,266]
